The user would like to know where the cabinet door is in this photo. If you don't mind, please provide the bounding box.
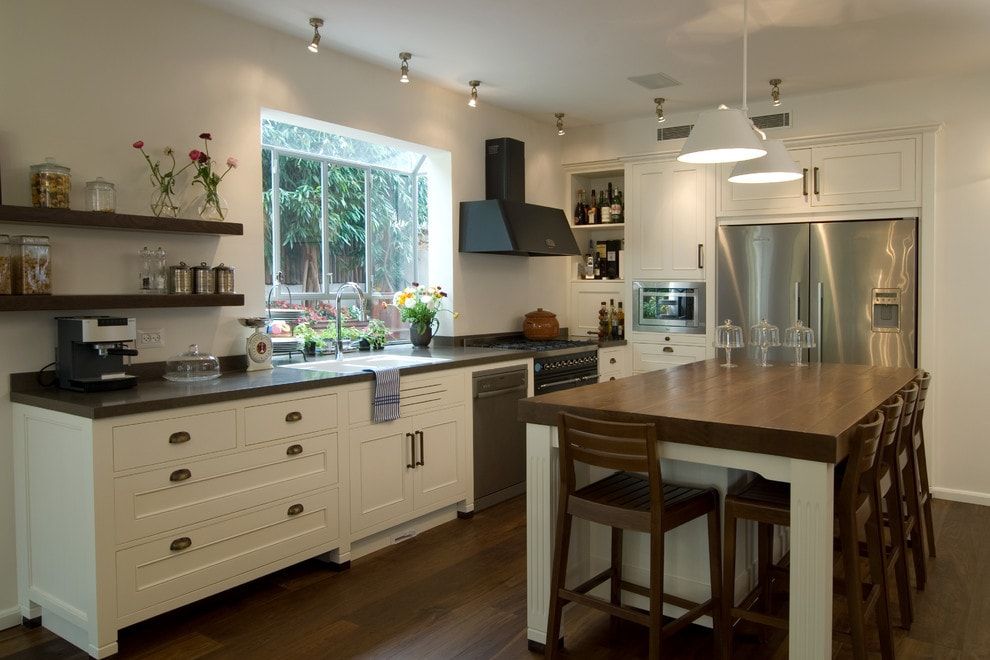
[349,420,415,533]
[632,342,706,374]
[717,148,812,214]
[411,407,466,511]
[811,138,917,207]
[569,281,625,339]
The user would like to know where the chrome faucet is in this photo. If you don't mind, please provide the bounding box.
[335,282,366,360]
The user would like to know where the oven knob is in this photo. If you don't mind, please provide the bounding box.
[534,363,542,372]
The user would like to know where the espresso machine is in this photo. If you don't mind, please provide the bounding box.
[56,316,139,392]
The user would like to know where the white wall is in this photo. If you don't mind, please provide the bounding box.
[0,0,568,623]
[562,70,990,505]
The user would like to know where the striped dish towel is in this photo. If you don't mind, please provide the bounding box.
[365,367,401,422]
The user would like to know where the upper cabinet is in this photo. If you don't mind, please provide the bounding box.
[718,136,919,216]
[626,159,708,281]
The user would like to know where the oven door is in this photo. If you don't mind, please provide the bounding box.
[534,372,599,394]
[632,281,706,334]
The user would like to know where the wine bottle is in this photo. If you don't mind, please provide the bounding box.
[597,301,610,342]
[599,189,611,223]
[587,189,598,224]
[574,189,587,225]
[616,302,625,339]
[612,188,623,223]
[609,299,618,339]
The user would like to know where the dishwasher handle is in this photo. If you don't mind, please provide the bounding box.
[474,383,528,399]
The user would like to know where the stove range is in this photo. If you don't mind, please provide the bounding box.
[476,337,596,354]
[471,336,599,393]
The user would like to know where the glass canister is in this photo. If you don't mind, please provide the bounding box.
[30,158,71,209]
[0,235,11,295]
[212,263,235,294]
[714,319,744,368]
[11,235,52,295]
[168,261,192,294]
[164,344,221,382]
[85,177,116,212]
[192,262,214,294]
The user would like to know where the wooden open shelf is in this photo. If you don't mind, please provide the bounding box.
[0,205,243,236]
[0,293,245,312]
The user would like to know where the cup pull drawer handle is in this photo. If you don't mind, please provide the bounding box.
[285,411,303,423]
[662,347,674,353]
[609,357,617,364]
[169,431,191,444]
[170,468,192,482]
[609,377,616,381]
[170,537,192,552]
[286,444,304,456]
[287,503,305,516]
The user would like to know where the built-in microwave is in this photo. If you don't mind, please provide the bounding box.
[632,281,706,334]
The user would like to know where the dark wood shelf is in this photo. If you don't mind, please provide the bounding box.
[0,294,245,311]
[0,205,243,236]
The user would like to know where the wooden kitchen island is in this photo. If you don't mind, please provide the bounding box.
[518,359,918,658]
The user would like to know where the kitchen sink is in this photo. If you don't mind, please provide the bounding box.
[279,353,450,374]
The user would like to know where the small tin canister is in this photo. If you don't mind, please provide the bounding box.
[192,262,214,295]
[168,261,192,294]
[212,263,235,294]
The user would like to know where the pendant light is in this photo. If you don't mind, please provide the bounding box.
[677,0,765,164]
[728,137,802,183]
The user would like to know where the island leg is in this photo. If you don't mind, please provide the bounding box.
[526,423,558,652]
[788,459,834,659]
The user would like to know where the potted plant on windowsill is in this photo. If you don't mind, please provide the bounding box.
[293,322,324,356]
[359,319,391,350]
[392,283,458,348]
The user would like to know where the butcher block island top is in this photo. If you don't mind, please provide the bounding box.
[517,359,919,463]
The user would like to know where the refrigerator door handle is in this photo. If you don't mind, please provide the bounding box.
[816,281,824,363]
[793,282,800,323]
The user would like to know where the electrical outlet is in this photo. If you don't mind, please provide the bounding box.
[137,329,164,348]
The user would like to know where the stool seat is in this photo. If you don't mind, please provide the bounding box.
[573,472,717,532]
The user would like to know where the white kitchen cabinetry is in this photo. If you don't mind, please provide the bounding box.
[633,341,707,375]
[598,345,632,382]
[718,137,919,215]
[569,280,625,339]
[626,159,708,281]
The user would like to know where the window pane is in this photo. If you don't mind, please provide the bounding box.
[326,165,366,286]
[262,149,273,286]
[276,154,323,294]
[416,175,429,284]
[262,119,423,173]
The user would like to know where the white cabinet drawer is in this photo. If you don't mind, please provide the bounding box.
[598,346,630,378]
[633,342,706,373]
[114,433,337,543]
[116,488,338,617]
[244,393,338,445]
[113,409,237,471]
[348,372,464,425]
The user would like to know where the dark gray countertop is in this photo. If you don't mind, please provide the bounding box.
[10,346,535,419]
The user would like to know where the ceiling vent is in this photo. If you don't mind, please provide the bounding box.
[657,124,693,141]
[628,72,681,90]
[751,112,792,130]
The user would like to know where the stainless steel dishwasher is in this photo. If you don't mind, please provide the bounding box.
[472,365,529,511]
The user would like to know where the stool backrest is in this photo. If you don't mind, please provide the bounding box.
[838,411,885,514]
[557,412,661,503]
[898,382,920,454]
[914,372,932,441]
[878,394,905,473]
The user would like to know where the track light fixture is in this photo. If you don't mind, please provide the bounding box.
[655,97,666,124]
[308,18,323,53]
[555,113,566,136]
[399,52,411,83]
[769,79,782,107]
[468,80,480,108]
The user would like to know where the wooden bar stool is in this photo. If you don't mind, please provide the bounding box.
[546,413,723,660]
[913,372,937,559]
[721,411,893,660]
[894,380,928,590]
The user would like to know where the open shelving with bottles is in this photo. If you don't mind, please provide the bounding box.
[565,165,626,230]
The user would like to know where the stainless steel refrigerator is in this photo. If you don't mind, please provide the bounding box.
[716,219,917,367]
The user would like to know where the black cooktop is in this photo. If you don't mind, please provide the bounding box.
[477,338,596,352]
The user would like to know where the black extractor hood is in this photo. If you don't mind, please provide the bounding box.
[459,138,580,257]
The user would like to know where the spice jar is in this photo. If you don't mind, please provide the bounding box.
[168,262,192,294]
[85,177,116,213]
[192,262,214,295]
[212,263,235,294]
[0,235,11,295]
[11,235,52,295]
[30,158,71,209]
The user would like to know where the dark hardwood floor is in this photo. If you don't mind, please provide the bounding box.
[1,496,987,659]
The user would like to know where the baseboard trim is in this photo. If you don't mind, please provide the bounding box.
[931,487,990,506]
[0,606,23,632]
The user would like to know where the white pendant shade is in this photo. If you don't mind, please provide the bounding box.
[677,106,766,164]
[728,139,803,183]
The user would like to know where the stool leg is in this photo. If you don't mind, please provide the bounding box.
[884,476,913,629]
[721,505,737,659]
[916,433,937,558]
[903,458,928,591]
[866,499,896,660]
[838,511,868,660]
[545,510,572,659]
[707,506,725,660]
[758,522,774,617]
[610,526,623,633]
[649,523,664,660]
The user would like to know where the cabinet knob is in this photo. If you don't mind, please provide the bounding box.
[287,503,305,516]
[609,357,617,364]
[286,444,304,456]
[663,346,674,353]
[285,411,303,423]
[170,537,192,552]
[169,468,192,482]
[664,336,671,342]
[609,377,616,381]
[168,431,191,444]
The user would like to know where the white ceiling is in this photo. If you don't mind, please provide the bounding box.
[198,0,990,126]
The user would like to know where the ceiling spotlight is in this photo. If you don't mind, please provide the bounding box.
[468,80,480,108]
[308,18,323,53]
[655,97,666,124]
[399,52,411,83]
[770,79,782,107]
[555,113,566,136]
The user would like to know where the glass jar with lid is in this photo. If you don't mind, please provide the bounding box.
[85,177,116,212]
[11,235,52,295]
[783,320,816,367]
[714,319,744,368]
[164,344,221,382]
[0,235,11,295]
[30,158,71,209]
